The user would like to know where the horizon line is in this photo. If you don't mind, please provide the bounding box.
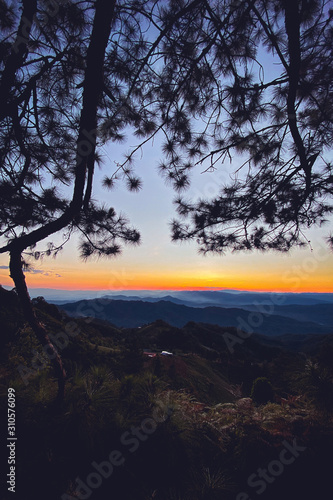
[2,284,333,294]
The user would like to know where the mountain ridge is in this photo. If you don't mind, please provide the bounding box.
[58,298,333,336]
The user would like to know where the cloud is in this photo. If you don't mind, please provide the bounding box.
[25,269,62,278]
[0,264,62,278]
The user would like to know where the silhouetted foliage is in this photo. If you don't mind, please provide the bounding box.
[167,0,333,252]
[1,0,332,267]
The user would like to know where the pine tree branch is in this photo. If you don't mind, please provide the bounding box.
[0,0,37,109]
[0,0,116,255]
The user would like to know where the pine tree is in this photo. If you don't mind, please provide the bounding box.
[169,0,333,253]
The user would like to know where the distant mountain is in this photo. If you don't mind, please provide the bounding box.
[95,291,333,309]
[240,303,333,327]
[58,298,333,336]
[171,290,333,306]
[17,287,330,306]
[99,294,206,308]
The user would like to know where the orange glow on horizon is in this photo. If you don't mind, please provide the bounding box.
[1,267,332,293]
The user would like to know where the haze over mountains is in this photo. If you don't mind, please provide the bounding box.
[57,290,333,337]
[4,286,332,337]
[11,286,333,306]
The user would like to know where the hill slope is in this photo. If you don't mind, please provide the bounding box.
[1,286,333,500]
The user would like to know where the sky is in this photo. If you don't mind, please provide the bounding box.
[1,134,332,294]
[1,32,332,295]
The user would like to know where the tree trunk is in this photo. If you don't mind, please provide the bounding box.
[9,250,66,402]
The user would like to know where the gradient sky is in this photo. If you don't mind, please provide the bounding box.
[1,44,332,294]
[1,135,332,294]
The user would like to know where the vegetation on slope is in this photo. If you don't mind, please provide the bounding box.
[1,287,333,500]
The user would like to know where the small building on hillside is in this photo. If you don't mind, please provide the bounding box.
[143,350,157,358]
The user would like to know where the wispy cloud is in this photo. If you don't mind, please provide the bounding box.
[25,269,62,278]
[0,264,62,278]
